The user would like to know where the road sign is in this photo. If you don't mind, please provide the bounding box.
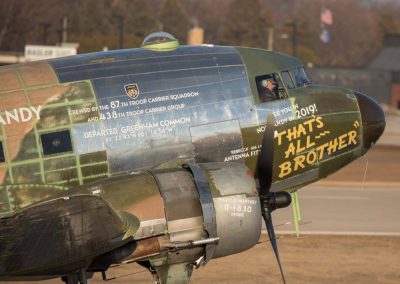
[25,44,77,61]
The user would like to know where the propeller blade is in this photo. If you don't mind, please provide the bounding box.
[263,211,286,284]
[258,113,288,283]
[258,113,276,195]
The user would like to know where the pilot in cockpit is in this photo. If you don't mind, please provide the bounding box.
[258,78,278,102]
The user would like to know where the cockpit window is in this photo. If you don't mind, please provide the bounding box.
[281,71,295,89]
[290,67,311,87]
[256,73,287,103]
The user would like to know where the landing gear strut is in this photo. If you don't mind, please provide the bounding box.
[61,269,88,284]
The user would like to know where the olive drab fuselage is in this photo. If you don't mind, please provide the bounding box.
[0,45,365,215]
[0,44,385,282]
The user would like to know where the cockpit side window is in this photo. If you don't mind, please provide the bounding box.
[255,73,287,103]
[290,67,311,87]
[281,71,295,89]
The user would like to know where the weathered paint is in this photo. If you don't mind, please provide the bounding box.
[0,44,385,282]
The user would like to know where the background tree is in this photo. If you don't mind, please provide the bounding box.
[218,0,272,48]
[0,0,15,49]
[268,0,380,67]
[61,0,159,52]
[182,0,232,44]
[269,1,322,66]
[0,0,63,51]
[319,0,380,66]
[373,3,400,39]
[111,0,159,47]
[66,0,115,51]
[1,0,400,67]
[159,0,190,43]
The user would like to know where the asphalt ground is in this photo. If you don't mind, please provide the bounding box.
[10,234,398,284]
[321,144,400,185]
[273,144,400,235]
[274,185,400,235]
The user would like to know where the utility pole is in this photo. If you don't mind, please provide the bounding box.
[267,27,274,50]
[40,23,51,45]
[57,17,68,45]
[62,16,68,43]
[113,15,125,49]
[286,22,298,57]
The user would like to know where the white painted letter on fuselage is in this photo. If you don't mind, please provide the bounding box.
[0,106,42,125]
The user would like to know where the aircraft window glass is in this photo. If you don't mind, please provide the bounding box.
[290,67,311,87]
[255,73,287,103]
[281,71,295,89]
[0,141,5,163]
[41,130,73,156]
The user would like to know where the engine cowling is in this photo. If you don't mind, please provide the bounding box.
[87,162,262,270]
[152,162,262,262]
[189,163,261,259]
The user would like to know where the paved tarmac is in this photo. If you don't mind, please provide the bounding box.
[4,174,400,284]
[379,114,400,146]
[273,184,400,236]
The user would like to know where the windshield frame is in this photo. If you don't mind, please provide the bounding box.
[289,66,312,88]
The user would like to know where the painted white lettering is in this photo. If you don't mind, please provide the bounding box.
[19,107,33,122]
[0,115,6,125]
[0,106,42,125]
[5,109,20,124]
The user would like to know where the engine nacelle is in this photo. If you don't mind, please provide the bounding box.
[184,163,262,259]
[146,162,261,264]
[86,162,261,269]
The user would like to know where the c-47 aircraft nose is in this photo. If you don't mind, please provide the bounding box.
[354,91,386,153]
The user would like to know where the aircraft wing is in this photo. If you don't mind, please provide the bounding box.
[0,194,139,277]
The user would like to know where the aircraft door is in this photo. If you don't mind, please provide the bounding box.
[190,120,243,163]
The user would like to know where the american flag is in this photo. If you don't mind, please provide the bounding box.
[320,7,333,26]
[320,28,330,44]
